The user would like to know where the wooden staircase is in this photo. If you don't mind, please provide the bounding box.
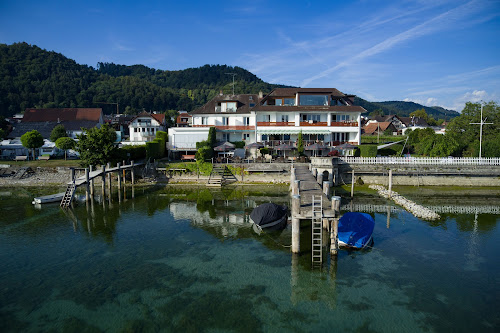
[311,195,323,267]
[207,165,237,187]
[60,181,76,208]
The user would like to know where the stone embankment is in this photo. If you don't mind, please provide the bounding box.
[369,184,440,220]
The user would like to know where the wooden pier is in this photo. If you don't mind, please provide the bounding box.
[60,161,140,208]
[290,165,340,265]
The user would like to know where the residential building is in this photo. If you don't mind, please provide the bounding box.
[168,88,366,157]
[125,111,166,145]
[176,111,192,127]
[8,108,104,139]
[363,122,397,135]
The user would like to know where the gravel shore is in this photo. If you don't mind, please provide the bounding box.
[0,166,71,187]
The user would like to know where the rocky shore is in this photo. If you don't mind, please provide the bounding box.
[369,184,441,220]
[0,166,71,187]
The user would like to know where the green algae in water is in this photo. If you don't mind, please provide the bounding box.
[0,185,499,332]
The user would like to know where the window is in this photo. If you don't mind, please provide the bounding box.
[333,114,350,121]
[225,102,237,112]
[284,134,290,140]
[302,114,321,122]
[201,117,208,125]
[332,132,349,142]
[281,115,289,122]
[222,117,229,126]
[261,135,268,141]
[249,103,255,107]
[242,133,250,140]
[244,117,250,126]
[272,98,295,106]
[299,95,329,106]
[222,133,230,141]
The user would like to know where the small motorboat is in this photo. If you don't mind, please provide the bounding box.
[250,203,288,232]
[32,192,65,205]
[338,212,375,249]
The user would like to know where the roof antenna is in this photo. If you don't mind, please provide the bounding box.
[225,73,237,95]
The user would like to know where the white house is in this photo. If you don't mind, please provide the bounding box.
[125,112,166,145]
[168,88,366,157]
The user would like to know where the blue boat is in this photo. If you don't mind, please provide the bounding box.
[338,212,375,249]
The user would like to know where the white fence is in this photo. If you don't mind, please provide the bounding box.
[340,157,500,166]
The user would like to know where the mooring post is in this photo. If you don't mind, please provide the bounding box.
[331,196,341,217]
[89,165,94,197]
[85,167,90,202]
[291,194,301,254]
[131,160,135,185]
[317,172,323,185]
[107,162,112,195]
[323,181,330,199]
[70,167,75,183]
[351,169,355,198]
[101,165,106,200]
[330,218,339,256]
[122,160,126,185]
[292,180,300,196]
[117,162,122,190]
[388,169,393,198]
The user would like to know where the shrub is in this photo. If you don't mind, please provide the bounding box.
[359,145,378,157]
[195,146,213,161]
[146,141,160,159]
[118,145,146,161]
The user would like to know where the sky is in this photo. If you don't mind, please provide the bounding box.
[1,0,499,111]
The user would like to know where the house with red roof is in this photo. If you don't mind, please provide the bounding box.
[125,111,166,145]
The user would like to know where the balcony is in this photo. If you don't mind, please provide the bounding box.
[331,121,358,127]
[299,121,328,126]
[257,122,295,126]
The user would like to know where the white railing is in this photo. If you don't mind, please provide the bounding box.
[167,142,197,150]
[340,157,500,166]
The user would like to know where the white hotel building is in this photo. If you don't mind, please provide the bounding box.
[167,88,366,156]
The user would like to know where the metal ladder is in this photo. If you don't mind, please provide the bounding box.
[60,181,76,208]
[311,195,323,267]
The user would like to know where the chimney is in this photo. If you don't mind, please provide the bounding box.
[219,90,223,96]
[258,91,263,99]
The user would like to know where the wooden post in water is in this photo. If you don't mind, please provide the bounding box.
[331,196,341,217]
[131,160,135,185]
[85,168,90,202]
[317,171,323,185]
[122,160,126,185]
[89,165,94,197]
[292,180,300,196]
[323,181,330,199]
[351,170,355,198]
[291,194,301,254]
[70,167,75,183]
[101,165,106,200]
[117,162,122,190]
[388,169,393,198]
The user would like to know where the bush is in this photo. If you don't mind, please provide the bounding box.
[260,147,269,155]
[231,141,245,149]
[195,146,213,161]
[117,145,146,161]
[155,131,167,157]
[146,141,160,159]
[196,140,210,149]
[358,145,378,157]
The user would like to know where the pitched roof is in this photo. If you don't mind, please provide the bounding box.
[191,94,260,115]
[129,111,166,124]
[371,115,401,123]
[399,117,429,127]
[23,108,102,122]
[363,122,395,135]
[268,88,348,97]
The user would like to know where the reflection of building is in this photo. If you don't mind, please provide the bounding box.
[168,88,366,156]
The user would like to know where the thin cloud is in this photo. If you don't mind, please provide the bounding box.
[301,0,482,86]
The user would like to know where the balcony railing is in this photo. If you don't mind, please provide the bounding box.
[257,122,295,126]
[331,121,358,127]
[192,125,255,130]
[299,121,328,126]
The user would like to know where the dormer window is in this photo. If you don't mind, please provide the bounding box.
[299,95,329,106]
[219,101,237,112]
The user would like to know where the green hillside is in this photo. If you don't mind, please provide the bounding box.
[0,42,459,120]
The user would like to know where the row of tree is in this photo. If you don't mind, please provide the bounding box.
[0,43,285,118]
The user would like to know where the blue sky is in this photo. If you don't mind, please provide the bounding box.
[1,0,499,111]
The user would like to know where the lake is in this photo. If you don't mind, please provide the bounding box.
[0,185,499,332]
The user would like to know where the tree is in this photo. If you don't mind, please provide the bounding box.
[20,130,44,160]
[75,124,117,167]
[297,131,304,156]
[207,127,217,147]
[50,124,68,142]
[55,137,75,160]
[410,108,429,122]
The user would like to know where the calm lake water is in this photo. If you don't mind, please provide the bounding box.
[0,185,499,332]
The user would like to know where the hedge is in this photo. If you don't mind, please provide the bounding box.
[146,141,160,159]
[358,145,378,157]
[118,145,147,161]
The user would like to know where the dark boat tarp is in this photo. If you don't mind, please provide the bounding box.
[250,203,288,226]
[338,212,375,248]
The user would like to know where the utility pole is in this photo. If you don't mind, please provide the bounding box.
[95,101,119,115]
[225,73,237,95]
[470,104,493,158]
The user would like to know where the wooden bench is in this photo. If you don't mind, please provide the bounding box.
[181,155,196,161]
[38,155,50,160]
[14,156,27,161]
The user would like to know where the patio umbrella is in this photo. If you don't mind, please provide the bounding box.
[305,143,328,157]
[214,141,235,152]
[244,142,264,149]
[274,143,296,158]
[336,142,357,156]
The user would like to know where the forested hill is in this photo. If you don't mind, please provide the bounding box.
[0,42,458,120]
[0,43,285,117]
[354,98,459,120]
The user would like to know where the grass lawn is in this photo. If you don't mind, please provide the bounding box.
[4,159,81,168]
